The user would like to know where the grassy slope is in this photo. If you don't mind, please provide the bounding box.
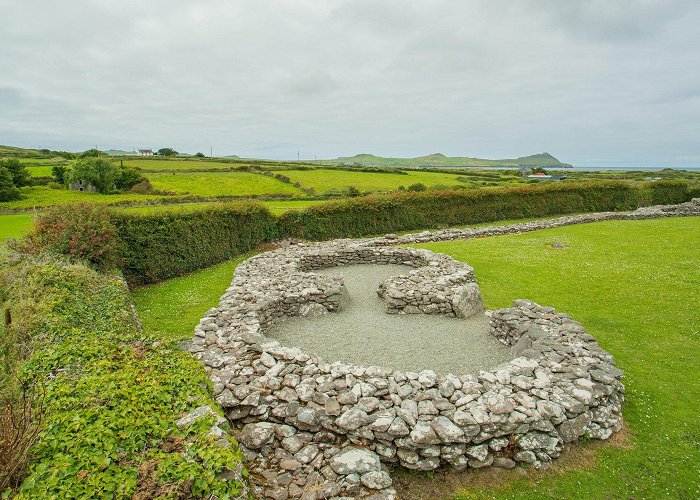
[0,214,34,248]
[405,217,700,499]
[281,168,468,193]
[146,171,305,196]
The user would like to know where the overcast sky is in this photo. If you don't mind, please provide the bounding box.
[1,0,699,165]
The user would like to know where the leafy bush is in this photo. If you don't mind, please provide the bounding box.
[22,203,119,270]
[1,159,31,187]
[115,166,145,191]
[0,259,246,498]
[407,183,427,192]
[51,165,68,185]
[0,166,21,201]
[70,158,120,194]
[277,180,693,240]
[113,202,277,284]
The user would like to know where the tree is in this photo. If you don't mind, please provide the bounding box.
[52,165,68,185]
[1,158,30,187]
[194,152,205,158]
[157,148,178,156]
[70,158,120,194]
[79,148,102,158]
[115,166,145,190]
[0,166,21,201]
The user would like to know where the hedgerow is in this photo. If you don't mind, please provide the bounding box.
[0,257,247,499]
[277,180,692,239]
[113,202,277,285]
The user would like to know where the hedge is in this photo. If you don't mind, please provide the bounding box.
[276,180,693,240]
[114,202,277,285]
[0,257,246,498]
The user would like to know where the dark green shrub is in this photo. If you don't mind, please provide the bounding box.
[113,202,277,284]
[277,180,694,240]
[22,203,119,270]
[407,183,427,192]
[1,159,30,187]
[51,165,68,184]
[115,166,145,190]
[0,166,21,201]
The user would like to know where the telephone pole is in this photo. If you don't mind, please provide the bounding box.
[297,151,300,161]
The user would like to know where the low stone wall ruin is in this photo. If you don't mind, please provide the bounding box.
[188,201,698,498]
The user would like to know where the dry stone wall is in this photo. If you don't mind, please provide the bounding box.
[189,200,698,499]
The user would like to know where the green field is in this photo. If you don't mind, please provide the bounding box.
[0,213,34,248]
[26,165,53,177]
[395,217,700,499]
[126,158,250,171]
[131,255,251,342]
[280,168,471,193]
[0,186,165,210]
[147,171,305,196]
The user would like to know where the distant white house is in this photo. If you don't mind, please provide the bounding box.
[138,149,154,156]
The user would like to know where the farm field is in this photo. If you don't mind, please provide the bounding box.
[26,165,53,177]
[147,171,305,196]
[0,213,33,249]
[280,168,472,193]
[126,158,252,171]
[399,216,700,499]
[0,186,165,210]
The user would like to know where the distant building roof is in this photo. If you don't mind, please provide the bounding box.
[138,149,153,153]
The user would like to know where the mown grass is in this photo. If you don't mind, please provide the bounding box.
[146,171,305,196]
[0,213,34,248]
[281,168,471,193]
[131,254,252,342]
[400,216,700,499]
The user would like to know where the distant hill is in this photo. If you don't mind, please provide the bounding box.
[321,152,572,168]
[104,149,135,156]
[0,144,44,158]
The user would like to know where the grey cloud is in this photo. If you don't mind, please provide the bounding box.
[0,0,699,165]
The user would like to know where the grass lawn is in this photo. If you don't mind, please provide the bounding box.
[401,216,700,499]
[131,255,252,342]
[0,186,165,210]
[0,213,34,248]
[146,171,305,197]
[281,168,471,193]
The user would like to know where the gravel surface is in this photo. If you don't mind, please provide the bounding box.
[267,264,511,374]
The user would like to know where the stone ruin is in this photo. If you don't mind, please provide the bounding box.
[181,199,700,498]
[189,239,628,499]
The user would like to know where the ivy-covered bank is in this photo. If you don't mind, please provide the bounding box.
[1,257,248,499]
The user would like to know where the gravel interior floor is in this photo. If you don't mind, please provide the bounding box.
[267,264,512,374]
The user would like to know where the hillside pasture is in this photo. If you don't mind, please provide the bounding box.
[146,171,305,196]
[280,168,472,193]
